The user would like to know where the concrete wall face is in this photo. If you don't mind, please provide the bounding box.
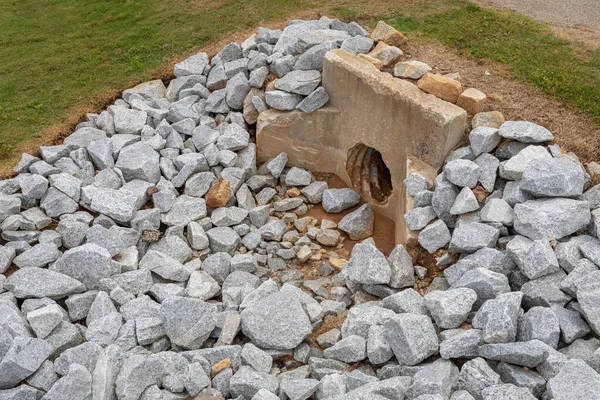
[257,49,467,245]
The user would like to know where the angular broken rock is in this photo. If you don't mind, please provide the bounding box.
[513,199,590,240]
[338,204,374,240]
[424,288,477,329]
[5,268,85,300]
[387,244,414,289]
[274,69,321,95]
[241,290,312,350]
[384,313,438,366]
[520,157,585,197]
[498,120,554,143]
[322,188,360,213]
[343,243,391,285]
[449,222,499,253]
[161,296,218,350]
[53,243,112,290]
[115,142,160,184]
[0,336,54,389]
[418,219,451,254]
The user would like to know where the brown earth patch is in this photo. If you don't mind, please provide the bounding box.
[400,39,600,163]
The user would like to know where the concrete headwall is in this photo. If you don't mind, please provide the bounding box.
[257,49,467,245]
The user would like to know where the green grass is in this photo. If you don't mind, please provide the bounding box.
[0,0,598,171]
[388,1,600,123]
[0,0,318,162]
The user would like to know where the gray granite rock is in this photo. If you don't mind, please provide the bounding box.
[546,358,600,400]
[343,244,391,285]
[520,157,586,197]
[521,271,570,309]
[12,242,61,269]
[498,121,554,143]
[457,358,501,400]
[472,291,522,344]
[384,313,438,366]
[297,87,329,113]
[513,198,590,240]
[280,378,319,400]
[450,187,479,216]
[452,268,510,309]
[275,70,321,95]
[241,290,312,350]
[478,341,548,367]
[449,222,499,253]
[418,220,451,254]
[469,127,500,156]
[115,142,160,184]
[506,236,560,279]
[387,244,414,289]
[445,160,480,188]
[42,363,92,400]
[439,329,484,359]
[5,268,85,300]
[139,249,190,282]
[481,384,536,400]
[0,336,53,389]
[265,90,303,110]
[406,359,459,399]
[323,335,366,363]
[161,296,218,349]
[424,288,477,329]
[575,270,600,335]
[405,206,438,230]
[338,204,375,240]
[480,198,513,226]
[405,173,430,196]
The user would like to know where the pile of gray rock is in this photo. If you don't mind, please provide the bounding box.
[0,15,599,400]
[403,119,600,399]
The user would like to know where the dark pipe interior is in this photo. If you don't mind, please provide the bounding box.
[346,143,393,203]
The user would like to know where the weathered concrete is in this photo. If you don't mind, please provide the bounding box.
[257,49,466,244]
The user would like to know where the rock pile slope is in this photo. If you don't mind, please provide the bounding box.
[0,16,599,400]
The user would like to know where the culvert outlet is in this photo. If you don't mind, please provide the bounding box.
[256,49,467,245]
[346,144,393,204]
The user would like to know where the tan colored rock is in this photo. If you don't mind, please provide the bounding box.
[329,258,348,270]
[472,110,505,129]
[316,229,341,247]
[457,88,486,115]
[586,162,600,180]
[286,187,301,197]
[417,73,463,103]
[243,88,265,125]
[265,79,276,92]
[297,245,312,262]
[211,358,231,376]
[206,180,231,208]
[368,42,403,68]
[370,20,408,47]
[357,53,383,70]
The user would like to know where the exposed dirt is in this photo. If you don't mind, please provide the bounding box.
[307,173,396,256]
[400,40,600,164]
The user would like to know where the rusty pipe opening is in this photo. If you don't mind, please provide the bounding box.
[346,143,393,204]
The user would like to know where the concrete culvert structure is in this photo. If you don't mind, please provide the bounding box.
[257,49,467,244]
